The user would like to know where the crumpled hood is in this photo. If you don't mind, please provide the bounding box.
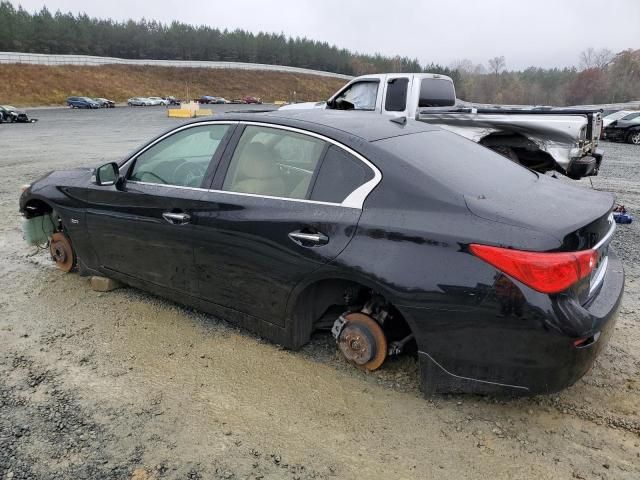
[464,175,614,247]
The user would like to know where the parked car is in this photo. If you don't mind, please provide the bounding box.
[67,96,101,109]
[602,110,633,128]
[164,96,182,105]
[603,111,640,144]
[19,111,623,395]
[127,97,151,106]
[197,95,218,104]
[281,73,604,179]
[148,97,169,106]
[243,96,263,104]
[94,98,115,108]
[0,105,32,122]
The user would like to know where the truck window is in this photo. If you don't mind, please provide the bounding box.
[385,78,409,112]
[333,81,379,111]
[418,78,456,108]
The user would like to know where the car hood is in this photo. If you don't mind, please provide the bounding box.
[464,175,614,247]
[612,120,640,129]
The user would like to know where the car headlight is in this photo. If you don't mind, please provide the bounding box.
[20,184,31,193]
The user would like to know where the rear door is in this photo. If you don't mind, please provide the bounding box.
[192,123,380,325]
[85,122,235,293]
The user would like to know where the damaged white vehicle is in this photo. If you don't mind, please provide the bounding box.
[281,73,603,179]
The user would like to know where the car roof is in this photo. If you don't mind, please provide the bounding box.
[193,110,439,142]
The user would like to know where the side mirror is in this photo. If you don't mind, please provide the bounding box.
[94,162,120,186]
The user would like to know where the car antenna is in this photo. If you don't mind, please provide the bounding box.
[390,116,407,126]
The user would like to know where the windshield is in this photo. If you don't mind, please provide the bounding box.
[606,110,632,120]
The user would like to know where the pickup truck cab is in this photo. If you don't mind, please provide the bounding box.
[282,73,603,179]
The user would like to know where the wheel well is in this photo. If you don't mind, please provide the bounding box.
[291,279,415,349]
[480,132,557,173]
[23,199,53,219]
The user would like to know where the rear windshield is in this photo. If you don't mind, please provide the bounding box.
[374,130,537,196]
[418,78,456,107]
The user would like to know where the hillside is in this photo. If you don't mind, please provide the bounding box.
[0,64,347,106]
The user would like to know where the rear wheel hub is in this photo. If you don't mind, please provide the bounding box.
[337,313,387,371]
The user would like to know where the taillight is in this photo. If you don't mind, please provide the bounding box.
[469,244,597,294]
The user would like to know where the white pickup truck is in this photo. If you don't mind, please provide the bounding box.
[281,73,604,179]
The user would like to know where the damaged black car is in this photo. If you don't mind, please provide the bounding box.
[0,104,35,123]
[19,111,624,395]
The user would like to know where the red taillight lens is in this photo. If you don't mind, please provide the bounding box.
[469,244,597,294]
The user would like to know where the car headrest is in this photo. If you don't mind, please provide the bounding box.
[239,142,279,179]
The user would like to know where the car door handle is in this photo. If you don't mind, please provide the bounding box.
[288,231,329,246]
[162,212,191,225]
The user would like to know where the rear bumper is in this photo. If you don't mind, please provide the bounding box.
[566,149,603,178]
[414,249,624,395]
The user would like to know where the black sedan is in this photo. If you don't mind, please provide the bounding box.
[0,105,32,123]
[604,111,640,144]
[19,111,624,395]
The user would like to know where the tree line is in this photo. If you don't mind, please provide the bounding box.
[0,2,638,106]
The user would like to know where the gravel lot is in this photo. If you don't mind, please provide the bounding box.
[0,107,639,480]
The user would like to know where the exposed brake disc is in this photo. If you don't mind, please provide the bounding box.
[334,312,387,371]
[49,232,76,272]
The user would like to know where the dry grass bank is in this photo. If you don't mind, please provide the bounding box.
[0,64,346,106]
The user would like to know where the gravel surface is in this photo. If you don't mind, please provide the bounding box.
[0,108,639,479]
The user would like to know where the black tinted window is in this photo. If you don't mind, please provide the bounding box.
[311,146,373,203]
[418,78,456,107]
[385,78,408,112]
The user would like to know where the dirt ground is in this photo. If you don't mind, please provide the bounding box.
[1,107,639,480]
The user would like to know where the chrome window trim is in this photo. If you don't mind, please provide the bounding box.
[120,120,382,209]
[127,180,356,209]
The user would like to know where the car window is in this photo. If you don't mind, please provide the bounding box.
[335,81,379,111]
[622,112,640,121]
[311,146,374,203]
[222,126,325,199]
[385,78,409,112]
[129,124,230,188]
[418,78,456,107]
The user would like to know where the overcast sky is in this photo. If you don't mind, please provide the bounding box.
[12,0,640,70]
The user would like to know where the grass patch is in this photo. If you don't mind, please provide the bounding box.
[0,64,346,106]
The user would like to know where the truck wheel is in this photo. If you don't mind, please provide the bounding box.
[628,131,640,145]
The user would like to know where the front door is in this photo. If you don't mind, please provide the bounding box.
[85,123,234,293]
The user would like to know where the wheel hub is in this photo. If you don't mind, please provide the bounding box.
[49,232,75,272]
[336,313,387,371]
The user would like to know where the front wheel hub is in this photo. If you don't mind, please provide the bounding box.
[336,313,387,371]
[49,232,75,272]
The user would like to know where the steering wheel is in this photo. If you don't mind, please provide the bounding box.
[173,162,206,187]
[137,171,168,184]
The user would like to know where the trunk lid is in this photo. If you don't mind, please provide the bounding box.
[465,175,615,304]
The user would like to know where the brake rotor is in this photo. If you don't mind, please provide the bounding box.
[49,232,75,272]
[337,312,387,371]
